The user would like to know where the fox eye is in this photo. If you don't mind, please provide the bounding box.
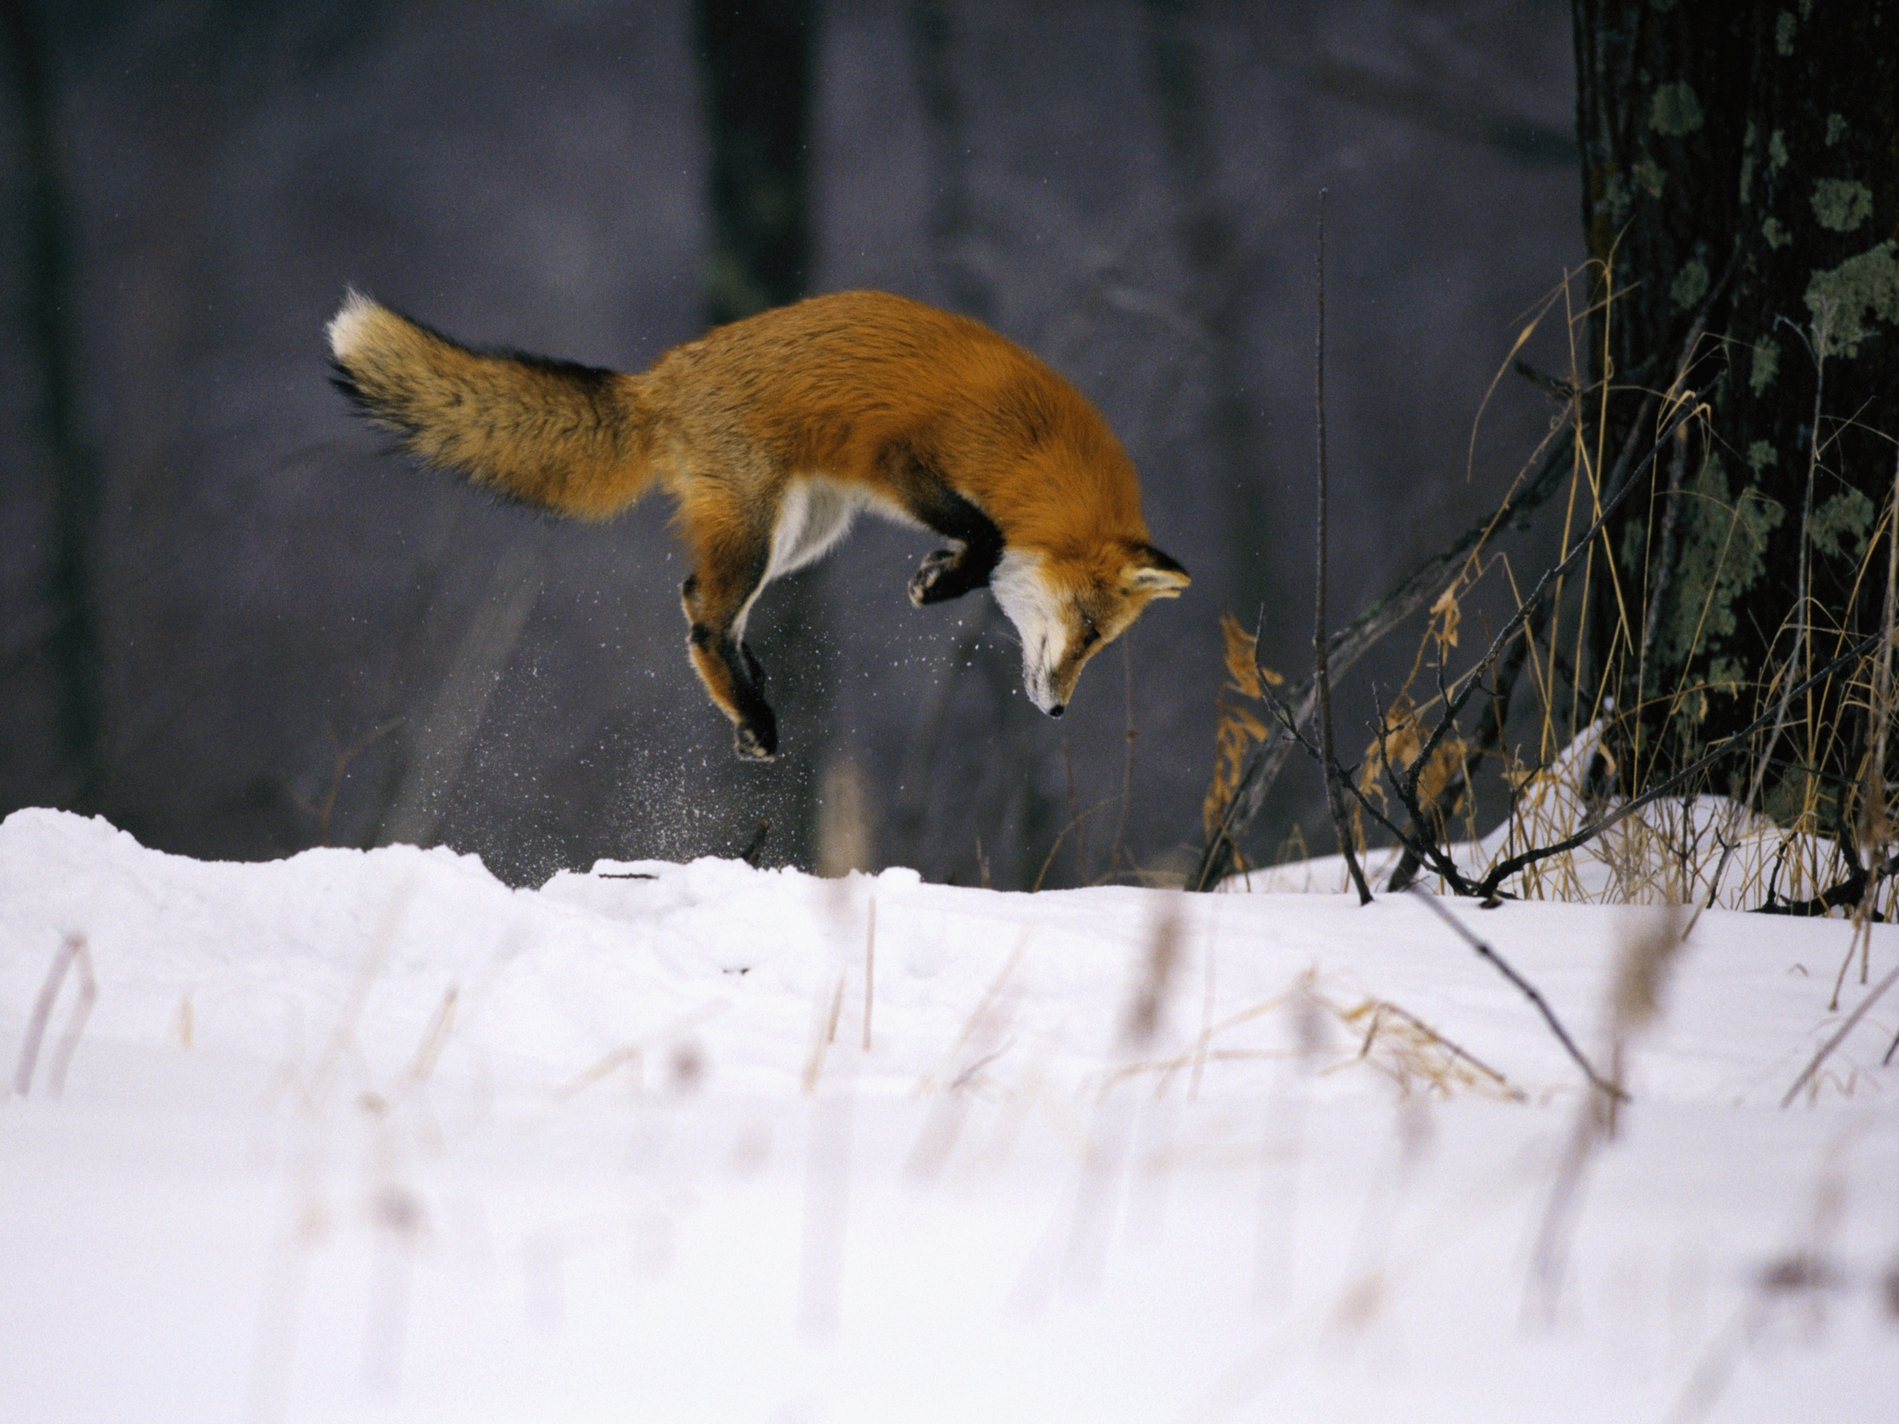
[1078,619,1100,651]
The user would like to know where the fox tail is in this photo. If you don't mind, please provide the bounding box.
[327,291,657,519]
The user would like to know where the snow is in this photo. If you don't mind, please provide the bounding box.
[2,806,1895,1423]
[1235,728,1858,912]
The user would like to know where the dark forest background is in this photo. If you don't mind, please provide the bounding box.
[0,0,1582,888]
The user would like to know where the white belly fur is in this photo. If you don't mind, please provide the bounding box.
[733,476,913,642]
[767,476,860,580]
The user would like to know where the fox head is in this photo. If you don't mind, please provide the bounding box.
[991,542,1189,717]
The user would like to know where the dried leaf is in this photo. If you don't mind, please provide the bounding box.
[1206,611,1285,837]
[1429,585,1462,655]
[1609,906,1686,1034]
[1362,700,1422,782]
[1229,707,1268,743]
[1416,737,1469,808]
[1220,612,1263,700]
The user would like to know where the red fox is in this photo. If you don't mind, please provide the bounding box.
[328,289,1188,759]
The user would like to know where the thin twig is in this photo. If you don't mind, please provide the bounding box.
[802,973,847,1095]
[1199,386,1691,893]
[558,1000,731,1101]
[305,717,401,847]
[1779,959,1899,1108]
[1112,635,1137,871]
[1636,419,1690,701]
[1760,855,1898,919]
[1406,887,1623,1101]
[862,895,877,1052]
[13,931,95,1098]
[1032,796,1119,892]
[1632,251,1738,704]
[914,931,1028,1099]
[1690,302,1833,934]
[44,939,96,1098]
[1060,735,1082,878]
[1312,190,1372,904]
[1261,679,1481,895]
[1407,397,1702,802]
[1348,997,1524,1100]
[1189,903,1219,1098]
[1387,598,1550,892]
[1851,448,1899,946]
[403,984,459,1087]
[1408,266,1733,844]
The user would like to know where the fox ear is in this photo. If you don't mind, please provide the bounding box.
[1125,544,1190,597]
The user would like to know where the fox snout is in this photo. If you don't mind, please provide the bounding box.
[992,544,1188,718]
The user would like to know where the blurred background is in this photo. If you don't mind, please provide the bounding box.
[0,0,1581,888]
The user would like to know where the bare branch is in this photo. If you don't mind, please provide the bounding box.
[1407,889,1623,1102]
[1780,958,1899,1108]
[12,932,96,1098]
[1191,420,1577,889]
[1476,629,1885,898]
[1257,681,1480,896]
[1408,397,1701,796]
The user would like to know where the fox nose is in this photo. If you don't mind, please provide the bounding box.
[1047,702,1064,718]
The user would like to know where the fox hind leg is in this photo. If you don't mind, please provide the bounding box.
[680,540,777,760]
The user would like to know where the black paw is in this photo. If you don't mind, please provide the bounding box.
[909,548,964,606]
[733,711,778,761]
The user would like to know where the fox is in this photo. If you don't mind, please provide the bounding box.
[327,288,1189,760]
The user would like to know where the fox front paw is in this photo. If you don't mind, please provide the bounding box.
[733,713,778,762]
[909,548,967,606]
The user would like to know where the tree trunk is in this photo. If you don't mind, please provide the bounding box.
[695,0,830,869]
[3,0,102,811]
[1143,0,1277,639]
[899,0,1068,888]
[1574,1,1899,829]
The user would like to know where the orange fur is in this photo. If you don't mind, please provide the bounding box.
[329,288,1188,758]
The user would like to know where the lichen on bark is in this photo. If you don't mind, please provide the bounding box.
[1811,178,1873,232]
[1750,338,1778,392]
[1810,486,1875,562]
[1670,257,1709,309]
[1653,454,1783,674]
[1805,239,1899,356]
[1573,0,1896,811]
[1650,82,1704,135]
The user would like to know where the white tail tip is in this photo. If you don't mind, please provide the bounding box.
[326,287,380,360]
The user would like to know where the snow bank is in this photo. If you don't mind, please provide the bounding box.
[1,808,1895,1422]
[1231,785,1847,911]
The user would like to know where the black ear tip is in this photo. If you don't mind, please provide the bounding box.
[1140,543,1188,577]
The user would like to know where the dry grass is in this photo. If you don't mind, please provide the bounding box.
[1205,263,1899,920]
